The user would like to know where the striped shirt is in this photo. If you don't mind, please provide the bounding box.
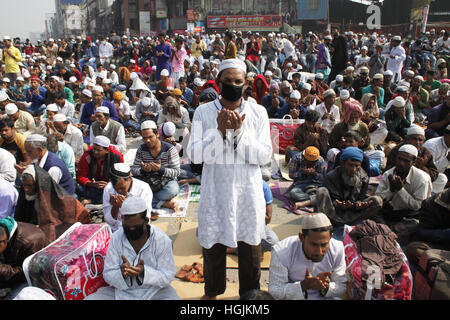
[132,141,180,180]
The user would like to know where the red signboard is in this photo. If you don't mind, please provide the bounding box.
[207,15,282,29]
[186,9,195,21]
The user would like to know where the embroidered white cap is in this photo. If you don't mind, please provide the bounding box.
[301,213,332,230]
[93,135,110,148]
[398,144,418,158]
[120,196,147,216]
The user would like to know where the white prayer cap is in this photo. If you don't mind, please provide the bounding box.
[407,125,425,137]
[102,78,112,85]
[406,70,415,77]
[56,57,63,62]
[392,36,402,41]
[5,103,18,115]
[160,69,169,77]
[398,144,418,158]
[193,78,204,87]
[141,120,157,131]
[373,73,384,80]
[130,59,136,64]
[111,162,131,178]
[93,135,110,148]
[109,64,116,69]
[324,35,332,40]
[302,83,311,91]
[26,134,47,142]
[96,72,106,79]
[0,91,9,102]
[92,85,104,93]
[130,72,138,80]
[16,76,24,82]
[218,58,247,74]
[58,79,65,86]
[53,114,67,122]
[290,90,301,99]
[47,65,53,70]
[264,70,273,77]
[120,196,147,216]
[398,80,410,88]
[323,89,336,99]
[141,97,151,107]
[286,63,293,68]
[414,75,424,82]
[96,106,110,114]
[69,76,78,83]
[392,96,406,108]
[361,46,368,51]
[336,75,344,82]
[301,213,332,230]
[346,66,355,72]
[46,103,58,112]
[69,63,76,68]
[82,89,92,98]
[3,35,11,41]
[49,38,54,42]
[50,75,60,81]
[340,89,350,100]
[22,165,36,181]
[315,73,324,80]
[2,77,10,83]
[162,122,176,137]
[133,41,139,45]
[384,70,394,76]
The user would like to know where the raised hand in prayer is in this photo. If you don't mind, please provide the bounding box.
[89,178,108,189]
[124,259,145,278]
[301,269,329,292]
[335,200,354,210]
[354,200,373,210]
[110,194,127,208]
[316,271,332,291]
[150,159,162,172]
[120,255,132,278]
[388,174,404,192]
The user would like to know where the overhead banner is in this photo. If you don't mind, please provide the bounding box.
[207,15,282,29]
[411,0,434,22]
[139,11,151,36]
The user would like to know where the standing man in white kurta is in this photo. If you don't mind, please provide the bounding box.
[385,36,406,83]
[187,59,272,299]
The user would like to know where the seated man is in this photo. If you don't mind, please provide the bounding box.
[14,165,89,242]
[89,106,126,154]
[135,95,161,125]
[386,126,447,194]
[288,146,327,204]
[84,196,179,300]
[52,113,85,162]
[103,163,154,233]
[425,91,450,140]
[0,147,17,183]
[112,91,140,132]
[46,134,76,179]
[296,147,383,228]
[0,178,18,219]
[268,213,346,300]
[361,73,385,108]
[22,134,74,195]
[284,109,328,165]
[0,217,48,300]
[299,83,317,110]
[273,90,306,120]
[2,103,36,137]
[0,119,30,170]
[131,121,180,212]
[375,144,432,224]
[384,96,412,143]
[262,82,287,118]
[76,135,124,205]
[423,124,450,183]
[315,89,340,134]
[329,100,370,151]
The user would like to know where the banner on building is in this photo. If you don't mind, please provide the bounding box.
[187,9,195,21]
[139,11,151,36]
[411,0,434,22]
[155,0,167,18]
[207,15,282,29]
[297,0,329,21]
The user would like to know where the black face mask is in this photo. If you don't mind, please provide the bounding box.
[220,81,244,102]
[124,223,146,241]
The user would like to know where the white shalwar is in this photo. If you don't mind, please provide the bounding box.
[84,224,179,300]
[187,98,272,249]
[268,236,347,300]
[386,45,406,83]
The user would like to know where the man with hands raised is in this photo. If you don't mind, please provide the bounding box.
[269,213,346,300]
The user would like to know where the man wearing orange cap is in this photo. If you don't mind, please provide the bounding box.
[112,90,139,132]
[288,146,327,204]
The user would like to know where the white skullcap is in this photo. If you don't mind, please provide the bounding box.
[315,73,324,80]
[392,36,402,41]
[47,65,53,70]
[112,162,131,176]
[3,35,11,41]
[130,72,138,80]
[336,75,344,82]
[301,213,332,230]
[120,196,147,216]
[340,89,350,100]
[5,103,18,115]
[398,144,418,157]
[102,78,112,84]
[2,77,10,83]
[407,125,425,137]
[384,70,394,76]
[22,165,36,181]
[69,76,77,83]
[92,85,104,93]
[53,114,67,122]
[141,120,157,131]
[290,90,301,99]
[406,70,415,77]
[264,70,273,76]
[324,35,332,40]
[82,89,92,97]
[49,38,54,42]
[69,63,76,68]
[26,134,47,142]
[130,59,136,64]
[286,63,293,68]
[0,91,9,102]
[93,135,110,148]
[302,83,312,91]
[218,58,247,74]
[96,106,110,114]
[162,122,176,137]
[414,75,424,82]
[46,103,58,112]
[392,96,406,108]
[50,75,60,81]
[361,46,368,51]
[160,69,169,77]
[141,97,151,107]
[323,89,336,99]
[346,66,355,72]
[56,57,63,62]
[194,78,204,87]
[398,81,410,88]
[96,72,106,79]
[373,73,384,80]
[109,64,116,69]
[16,76,24,82]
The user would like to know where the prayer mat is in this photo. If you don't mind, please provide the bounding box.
[270,181,314,215]
[188,184,201,202]
[153,184,190,218]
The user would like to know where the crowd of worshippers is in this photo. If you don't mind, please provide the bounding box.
[0,27,449,300]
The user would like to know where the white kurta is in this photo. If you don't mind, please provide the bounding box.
[85,224,178,300]
[315,103,340,134]
[103,177,153,233]
[268,236,347,300]
[423,136,450,173]
[187,98,272,249]
[386,45,406,82]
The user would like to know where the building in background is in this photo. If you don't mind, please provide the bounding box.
[54,0,86,38]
